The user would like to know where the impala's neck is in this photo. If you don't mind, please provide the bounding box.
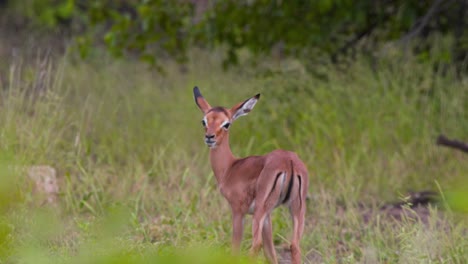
[209,133,236,184]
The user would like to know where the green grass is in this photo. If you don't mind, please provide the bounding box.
[0,46,467,263]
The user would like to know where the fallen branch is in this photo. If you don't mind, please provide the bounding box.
[436,134,468,154]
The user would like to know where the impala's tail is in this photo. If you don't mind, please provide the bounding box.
[288,160,304,209]
[267,160,303,207]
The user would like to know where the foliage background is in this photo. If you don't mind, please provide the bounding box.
[2,0,468,70]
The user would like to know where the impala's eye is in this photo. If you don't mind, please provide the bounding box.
[201,119,207,127]
[222,122,231,130]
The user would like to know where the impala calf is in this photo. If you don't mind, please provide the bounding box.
[193,87,309,264]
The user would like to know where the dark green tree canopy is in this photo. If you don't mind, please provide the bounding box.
[2,0,467,72]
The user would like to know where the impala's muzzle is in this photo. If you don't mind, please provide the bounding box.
[204,134,216,148]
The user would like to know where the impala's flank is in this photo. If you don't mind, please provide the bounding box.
[193,87,309,264]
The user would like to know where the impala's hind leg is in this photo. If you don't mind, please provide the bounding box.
[262,215,278,263]
[250,173,284,260]
[289,194,305,264]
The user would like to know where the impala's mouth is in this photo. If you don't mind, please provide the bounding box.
[204,139,216,148]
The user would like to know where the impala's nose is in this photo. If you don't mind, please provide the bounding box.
[205,134,215,140]
[204,134,216,147]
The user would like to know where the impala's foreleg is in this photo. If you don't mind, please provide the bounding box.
[231,211,245,254]
[262,215,278,263]
[250,210,267,257]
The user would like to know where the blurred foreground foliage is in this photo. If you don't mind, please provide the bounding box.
[1,0,468,72]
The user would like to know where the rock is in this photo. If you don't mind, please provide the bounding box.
[28,165,59,206]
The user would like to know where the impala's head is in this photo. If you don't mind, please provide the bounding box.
[193,86,260,148]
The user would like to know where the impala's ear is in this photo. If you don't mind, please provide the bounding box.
[230,93,260,121]
[193,86,211,113]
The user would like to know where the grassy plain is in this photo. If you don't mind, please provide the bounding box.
[0,44,467,263]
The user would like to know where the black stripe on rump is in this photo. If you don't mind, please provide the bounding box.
[267,172,283,201]
[298,175,302,208]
